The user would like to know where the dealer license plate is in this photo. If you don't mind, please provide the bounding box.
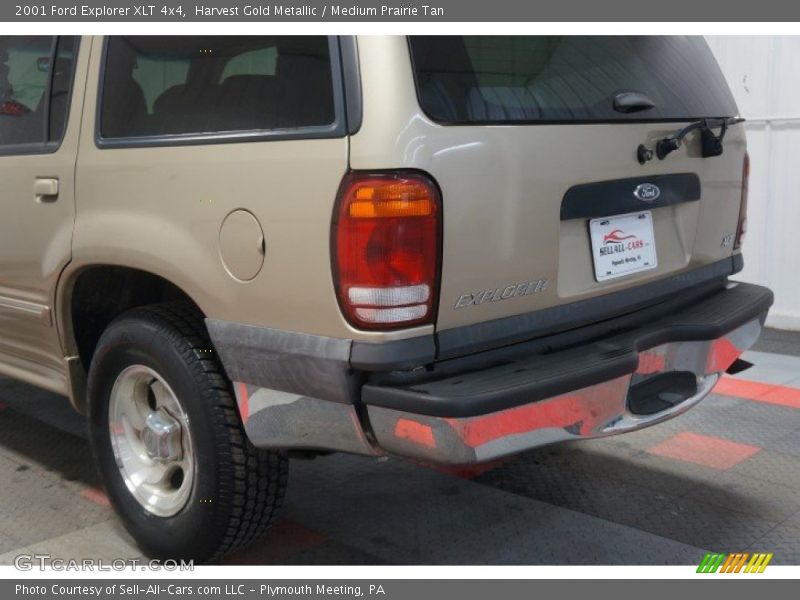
[589,211,658,282]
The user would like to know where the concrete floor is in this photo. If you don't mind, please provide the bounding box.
[0,329,798,565]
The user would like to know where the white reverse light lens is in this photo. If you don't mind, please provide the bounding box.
[348,284,430,307]
[354,305,428,324]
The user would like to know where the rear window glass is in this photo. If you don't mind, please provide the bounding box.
[409,36,738,124]
[100,36,335,139]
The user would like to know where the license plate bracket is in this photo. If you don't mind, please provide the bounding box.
[589,211,658,282]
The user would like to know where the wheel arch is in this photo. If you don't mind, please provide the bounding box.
[57,263,206,413]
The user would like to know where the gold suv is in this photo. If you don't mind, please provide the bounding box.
[0,35,773,561]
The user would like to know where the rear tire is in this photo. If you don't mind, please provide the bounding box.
[87,302,287,563]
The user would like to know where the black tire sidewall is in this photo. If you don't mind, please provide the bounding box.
[88,315,231,561]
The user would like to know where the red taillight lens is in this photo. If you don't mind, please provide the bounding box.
[735,152,749,250]
[333,171,441,330]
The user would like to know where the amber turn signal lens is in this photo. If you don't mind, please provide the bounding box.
[348,181,436,218]
[349,198,435,219]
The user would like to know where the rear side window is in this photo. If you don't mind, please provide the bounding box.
[0,36,78,150]
[100,36,336,140]
[409,36,738,124]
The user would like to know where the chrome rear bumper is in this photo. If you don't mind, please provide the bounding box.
[366,319,759,464]
[221,282,772,465]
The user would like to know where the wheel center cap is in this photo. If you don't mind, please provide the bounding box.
[141,408,183,462]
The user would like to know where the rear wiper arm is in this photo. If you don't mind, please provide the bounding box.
[637,117,745,164]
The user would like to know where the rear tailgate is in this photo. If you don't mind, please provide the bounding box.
[349,36,746,357]
[407,36,746,350]
[430,121,745,326]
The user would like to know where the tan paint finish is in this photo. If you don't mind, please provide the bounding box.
[0,36,91,396]
[69,38,346,338]
[349,36,745,331]
[0,35,747,406]
[66,38,430,347]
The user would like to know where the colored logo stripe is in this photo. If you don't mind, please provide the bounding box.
[745,553,773,573]
[697,552,773,573]
[697,553,726,573]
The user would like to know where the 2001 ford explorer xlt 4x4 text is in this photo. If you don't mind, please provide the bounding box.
[0,35,773,562]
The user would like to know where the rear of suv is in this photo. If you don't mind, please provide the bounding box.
[0,35,772,562]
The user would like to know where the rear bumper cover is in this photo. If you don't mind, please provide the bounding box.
[210,281,772,465]
[366,320,757,463]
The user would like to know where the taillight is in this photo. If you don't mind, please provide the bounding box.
[735,152,749,249]
[332,171,441,330]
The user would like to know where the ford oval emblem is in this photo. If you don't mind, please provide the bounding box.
[634,183,661,202]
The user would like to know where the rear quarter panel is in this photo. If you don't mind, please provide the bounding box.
[66,36,425,346]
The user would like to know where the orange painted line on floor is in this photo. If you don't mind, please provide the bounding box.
[648,432,761,470]
[80,487,111,508]
[714,376,800,409]
[222,518,328,564]
[426,457,512,480]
